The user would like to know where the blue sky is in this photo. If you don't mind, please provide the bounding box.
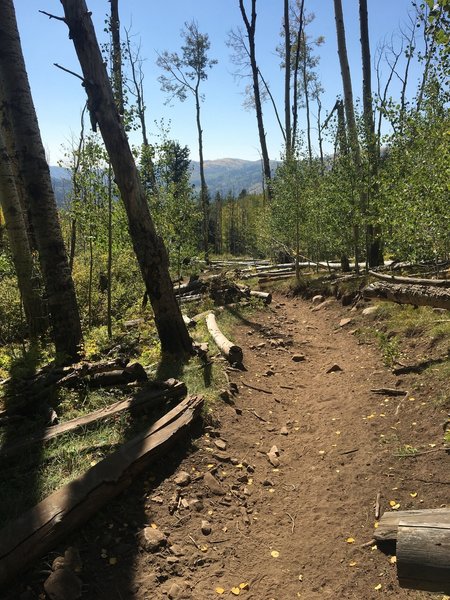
[14,0,423,165]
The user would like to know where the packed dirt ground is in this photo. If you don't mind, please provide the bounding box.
[5,292,450,600]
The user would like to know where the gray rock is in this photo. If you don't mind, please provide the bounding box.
[170,544,186,557]
[168,582,183,599]
[51,556,65,571]
[362,305,379,317]
[44,569,82,600]
[139,527,167,552]
[213,438,227,451]
[326,364,343,373]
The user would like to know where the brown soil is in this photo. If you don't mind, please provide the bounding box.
[5,294,450,600]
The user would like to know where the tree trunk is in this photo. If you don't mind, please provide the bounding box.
[195,87,210,263]
[59,0,192,355]
[333,0,364,273]
[0,0,83,360]
[292,0,305,150]
[284,0,292,155]
[0,130,45,336]
[359,0,383,267]
[109,0,124,115]
[239,0,272,198]
[302,40,313,165]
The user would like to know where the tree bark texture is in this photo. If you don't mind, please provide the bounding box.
[0,129,44,336]
[0,0,83,359]
[195,88,210,263]
[239,0,272,198]
[284,0,292,155]
[397,518,450,593]
[0,394,203,588]
[364,282,450,310]
[60,0,192,354]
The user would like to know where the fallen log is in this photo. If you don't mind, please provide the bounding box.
[259,273,296,283]
[0,379,187,460]
[397,517,450,593]
[206,312,243,365]
[0,394,203,588]
[363,282,450,310]
[369,270,450,287]
[249,290,272,304]
[242,267,295,279]
[373,508,450,542]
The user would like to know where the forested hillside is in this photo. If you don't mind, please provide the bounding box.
[0,0,449,598]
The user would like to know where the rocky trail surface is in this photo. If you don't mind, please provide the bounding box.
[7,294,449,600]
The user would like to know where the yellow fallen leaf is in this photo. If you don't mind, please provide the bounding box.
[410,492,418,498]
[409,397,415,401]
[429,443,436,448]
[392,503,401,510]
[390,556,397,564]
[90,460,97,466]
[215,588,225,595]
[319,450,325,455]
[346,537,355,544]
[150,523,158,529]
[239,582,250,590]
[374,583,382,590]
[374,522,379,529]
[389,500,397,507]
[207,463,215,468]
[199,544,208,552]
[231,587,240,595]
[349,561,357,567]
[109,557,117,565]
[371,544,377,551]
[271,550,280,558]
[335,431,341,435]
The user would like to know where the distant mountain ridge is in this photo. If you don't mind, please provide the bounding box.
[50,158,280,204]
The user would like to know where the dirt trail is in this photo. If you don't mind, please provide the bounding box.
[7,294,449,600]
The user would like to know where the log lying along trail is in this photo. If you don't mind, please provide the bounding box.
[0,379,187,460]
[206,312,243,365]
[363,282,450,310]
[374,508,450,594]
[369,270,450,287]
[0,394,204,588]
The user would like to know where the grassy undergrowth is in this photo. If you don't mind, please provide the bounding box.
[0,297,263,528]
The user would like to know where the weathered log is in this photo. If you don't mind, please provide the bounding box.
[374,508,450,542]
[178,294,204,303]
[206,312,243,365]
[397,517,450,592]
[0,379,187,460]
[369,270,450,287]
[242,267,295,279]
[249,290,272,304]
[0,394,203,587]
[182,314,196,328]
[259,273,296,283]
[363,282,450,310]
[88,362,147,388]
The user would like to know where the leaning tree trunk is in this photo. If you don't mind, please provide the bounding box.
[0,0,83,360]
[109,0,124,115]
[0,129,45,336]
[59,0,192,354]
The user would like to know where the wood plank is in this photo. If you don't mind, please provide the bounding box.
[374,509,450,542]
[397,519,450,593]
[0,379,187,460]
[0,394,203,587]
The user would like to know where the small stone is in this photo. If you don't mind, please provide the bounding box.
[264,369,275,376]
[139,527,167,552]
[312,294,324,305]
[168,582,183,599]
[170,544,186,557]
[64,547,82,573]
[51,556,66,571]
[339,318,352,327]
[188,497,204,512]
[267,445,280,467]
[201,519,212,535]
[174,471,191,486]
[203,471,225,495]
[212,450,232,463]
[292,354,306,362]
[214,438,227,451]
[166,556,180,565]
[362,305,379,317]
[280,426,289,436]
[44,569,82,600]
[326,364,343,373]
[151,495,164,504]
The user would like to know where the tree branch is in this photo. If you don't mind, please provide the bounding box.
[39,10,67,23]
[53,63,85,83]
